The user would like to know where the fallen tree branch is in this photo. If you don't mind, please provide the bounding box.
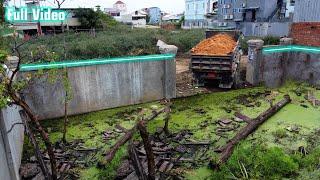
[234,112,251,123]
[100,108,166,166]
[213,95,291,169]
[128,142,147,180]
[20,111,51,179]
[137,120,156,180]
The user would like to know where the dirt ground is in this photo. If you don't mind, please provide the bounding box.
[176,57,217,97]
[175,56,249,97]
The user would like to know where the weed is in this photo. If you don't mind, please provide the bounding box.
[215,142,299,179]
[272,129,288,139]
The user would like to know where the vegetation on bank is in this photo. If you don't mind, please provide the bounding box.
[21,82,320,179]
[1,25,205,62]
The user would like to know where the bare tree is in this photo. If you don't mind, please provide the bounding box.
[54,0,66,8]
[0,37,58,180]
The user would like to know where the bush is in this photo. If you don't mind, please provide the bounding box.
[164,29,205,53]
[240,36,280,55]
[263,36,280,46]
[258,147,299,177]
[214,142,299,179]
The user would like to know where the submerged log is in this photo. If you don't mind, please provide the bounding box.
[101,108,166,165]
[234,112,251,123]
[213,95,291,169]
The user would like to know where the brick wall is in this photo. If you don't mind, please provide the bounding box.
[290,22,320,47]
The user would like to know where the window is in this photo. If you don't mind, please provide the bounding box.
[290,0,295,6]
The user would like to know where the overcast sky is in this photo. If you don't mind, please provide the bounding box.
[10,0,186,14]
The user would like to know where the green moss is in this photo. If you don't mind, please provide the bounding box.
[272,129,288,139]
[185,167,213,180]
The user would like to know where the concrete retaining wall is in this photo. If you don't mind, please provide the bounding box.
[247,38,320,87]
[262,50,320,88]
[0,106,24,180]
[21,56,176,120]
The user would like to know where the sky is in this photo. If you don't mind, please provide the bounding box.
[9,0,186,14]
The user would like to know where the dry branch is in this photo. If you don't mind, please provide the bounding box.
[214,95,291,169]
[128,143,147,180]
[101,108,166,165]
[234,112,251,123]
[137,120,156,180]
[19,111,51,179]
[163,103,171,136]
[7,40,58,179]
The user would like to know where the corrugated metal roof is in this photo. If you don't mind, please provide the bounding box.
[293,0,320,22]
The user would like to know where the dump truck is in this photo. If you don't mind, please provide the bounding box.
[190,30,242,89]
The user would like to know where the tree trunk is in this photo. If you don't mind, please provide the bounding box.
[10,92,57,180]
[163,106,171,136]
[19,111,51,180]
[62,66,68,143]
[137,120,156,180]
[214,95,291,169]
[62,87,68,143]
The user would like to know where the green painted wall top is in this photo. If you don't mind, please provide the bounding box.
[263,45,320,54]
[20,54,176,71]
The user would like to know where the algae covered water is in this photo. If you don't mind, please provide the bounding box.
[29,83,320,179]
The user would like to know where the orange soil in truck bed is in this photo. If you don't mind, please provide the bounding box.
[191,33,237,56]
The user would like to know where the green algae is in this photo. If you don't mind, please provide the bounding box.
[24,82,320,179]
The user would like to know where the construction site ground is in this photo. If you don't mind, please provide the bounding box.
[176,55,248,97]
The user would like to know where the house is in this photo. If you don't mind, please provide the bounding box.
[216,0,286,28]
[104,0,127,21]
[183,0,218,29]
[113,0,127,14]
[11,1,81,36]
[162,14,184,23]
[121,10,147,28]
[148,7,162,24]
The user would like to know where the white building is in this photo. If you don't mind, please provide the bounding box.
[113,0,127,14]
[121,10,147,28]
[105,1,128,21]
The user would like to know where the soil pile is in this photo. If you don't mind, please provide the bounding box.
[191,33,237,56]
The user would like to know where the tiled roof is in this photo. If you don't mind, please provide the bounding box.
[115,1,125,4]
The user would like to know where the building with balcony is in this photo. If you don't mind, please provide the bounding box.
[216,0,286,28]
[183,0,218,29]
